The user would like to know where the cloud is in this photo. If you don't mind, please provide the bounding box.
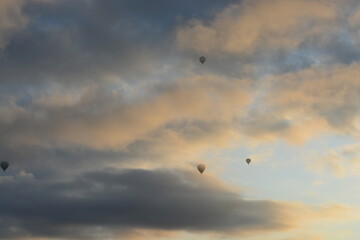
[175,0,360,76]
[0,0,28,49]
[0,62,358,180]
[264,63,360,135]
[0,1,359,239]
[0,168,350,239]
[0,0,55,50]
[176,0,339,54]
[0,0,167,86]
[281,235,325,240]
[0,0,358,157]
[0,0,240,87]
[0,75,251,180]
[238,62,360,144]
[0,75,249,149]
[307,143,360,177]
[2,60,357,157]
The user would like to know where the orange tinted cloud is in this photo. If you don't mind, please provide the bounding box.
[176,0,339,54]
[0,75,250,151]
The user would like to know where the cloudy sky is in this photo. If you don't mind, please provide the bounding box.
[0,0,359,239]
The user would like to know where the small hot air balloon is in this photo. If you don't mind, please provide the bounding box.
[246,158,251,165]
[199,56,206,64]
[1,161,9,172]
[197,163,206,174]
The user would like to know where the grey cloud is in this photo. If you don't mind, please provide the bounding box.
[0,168,291,239]
[0,0,239,88]
[239,112,292,138]
[0,0,28,49]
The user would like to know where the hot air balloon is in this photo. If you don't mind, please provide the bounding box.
[246,158,251,165]
[197,163,206,174]
[1,161,9,172]
[199,56,206,64]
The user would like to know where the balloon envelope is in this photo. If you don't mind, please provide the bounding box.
[199,56,206,64]
[246,158,251,164]
[197,163,206,174]
[0,161,9,172]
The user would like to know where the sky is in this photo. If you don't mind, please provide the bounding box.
[0,0,359,239]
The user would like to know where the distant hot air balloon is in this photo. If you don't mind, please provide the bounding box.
[246,158,251,165]
[199,56,206,64]
[1,161,9,172]
[197,163,206,174]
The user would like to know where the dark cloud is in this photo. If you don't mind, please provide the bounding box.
[0,168,291,239]
[0,0,239,88]
[1,0,161,87]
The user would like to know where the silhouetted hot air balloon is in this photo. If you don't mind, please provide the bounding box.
[1,161,9,172]
[246,158,251,165]
[199,56,206,64]
[197,163,206,174]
